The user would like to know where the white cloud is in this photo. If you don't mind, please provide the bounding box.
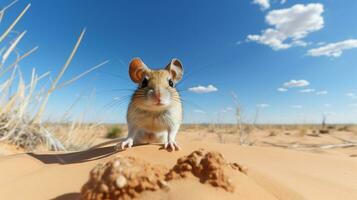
[307,39,357,57]
[225,107,233,111]
[346,92,355,96]
[193,109,206,114]
[323,111,336,116]
[277,87,288,92]
[298,89,328,94]
[283,79,310,88]
[291,40,309,47]
[188,85,218,93]
[346,92,357,99]
[247,3,324,50]
[252,0,270,10]
[316,90,328,95]
[257,103,270,108]
[291,105,303,109]
[221,106,234,113]
[300,88,315,93]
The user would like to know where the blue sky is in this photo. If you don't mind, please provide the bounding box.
[1,0,357,124]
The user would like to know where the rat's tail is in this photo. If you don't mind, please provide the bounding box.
[88,138,125,150]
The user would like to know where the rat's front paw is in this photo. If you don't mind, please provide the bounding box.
[115,138,133,151]
[164,140,180,151]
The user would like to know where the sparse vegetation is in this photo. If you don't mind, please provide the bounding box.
[106,125,123,139]
[268,130,277,136]
[298,127,308,137]
[319,129,329,134]
[207,124,215,133]
[230,92,248,145]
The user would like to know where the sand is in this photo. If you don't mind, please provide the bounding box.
[0,130,357,200]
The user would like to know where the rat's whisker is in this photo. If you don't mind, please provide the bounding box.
[104,95,133,109]
[97,69,128,81]
[97,88,136,94]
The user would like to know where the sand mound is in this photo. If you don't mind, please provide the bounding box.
[81,149,243,199]
[80,156,168,200]
[166,149,242,192]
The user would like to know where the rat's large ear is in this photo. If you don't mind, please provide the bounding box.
[165,58,183,82]
[129,58,149,83]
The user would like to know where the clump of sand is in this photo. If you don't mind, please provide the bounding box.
[81,149,242,199]
[80,156,168,200]
[166,149,236,192]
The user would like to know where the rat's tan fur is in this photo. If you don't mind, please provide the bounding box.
[118,58,183,151]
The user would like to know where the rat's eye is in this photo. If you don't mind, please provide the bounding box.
[141,78,148,88]
[168,79,174,87]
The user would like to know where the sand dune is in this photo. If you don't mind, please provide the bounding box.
[0,140,357,200]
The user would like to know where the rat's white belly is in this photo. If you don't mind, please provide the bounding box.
[129,109,175,131]
[128,109,175,144]
[135,129,168,144]
[127,102,182,145]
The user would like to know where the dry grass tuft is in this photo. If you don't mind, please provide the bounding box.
[0,2,106,151]
[268,130,277,137]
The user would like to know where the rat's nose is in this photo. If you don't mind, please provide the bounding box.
[154,92,161,102]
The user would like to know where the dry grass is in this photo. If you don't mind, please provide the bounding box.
[0,2,107,151]
[50,123,106,151]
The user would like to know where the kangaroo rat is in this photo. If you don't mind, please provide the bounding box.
[117,58,184,151]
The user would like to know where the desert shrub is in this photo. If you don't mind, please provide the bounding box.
[208,125,215,133]
[268,130,277,136]
[226,128,237,134]
[298,128,308,137]
[327,125,335,130]
[106,126,123,139]
[216,132,225,143]
[319,129,329,134]
[243,125,253,134]
[336,125,357,132]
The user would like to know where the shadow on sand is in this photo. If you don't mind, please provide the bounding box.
[27,142,165,165]
[51,192,80,200]
[27,145,121,165]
